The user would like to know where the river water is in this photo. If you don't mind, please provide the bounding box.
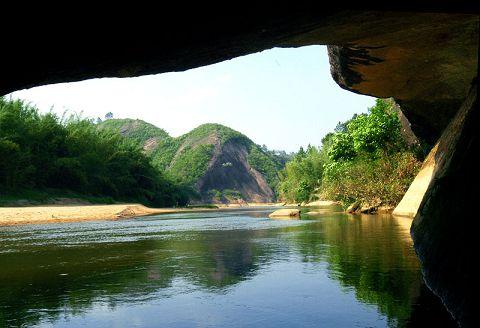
[0,207,456,327]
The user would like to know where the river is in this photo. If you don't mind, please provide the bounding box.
[0,207,456,327]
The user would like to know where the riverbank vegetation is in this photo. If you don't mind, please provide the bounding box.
[278,99,424,207]
[1,98,288,207]
[0,98,189,207]
[2,96,422,208]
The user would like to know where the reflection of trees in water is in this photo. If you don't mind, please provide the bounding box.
[284,214,455,327]
[0,229,268,327]
[151,229,269,289]
[0,214,456,327]
[0,239,172,327]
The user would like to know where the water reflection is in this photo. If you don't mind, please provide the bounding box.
[0,209,455,327]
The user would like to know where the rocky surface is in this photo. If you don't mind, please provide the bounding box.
[325,14,478,144]
[409,85,478,327]
[2,10,478,145]
[305,200,338,207]
[346,201,361,213]
[268,209,300,219]
[196,139,275,203]
[393,146,438,217]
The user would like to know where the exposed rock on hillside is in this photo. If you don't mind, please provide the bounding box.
[99,120,285,203]
[197,139,274,203]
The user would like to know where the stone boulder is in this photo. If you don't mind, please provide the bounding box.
[359,200,382,214]
[346,201,361,213]
[377,205,395,214]
[269,209,301,219]
[305,200,339,207]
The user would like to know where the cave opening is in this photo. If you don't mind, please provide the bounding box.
[1,9,478,327]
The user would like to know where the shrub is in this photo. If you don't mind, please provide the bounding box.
[321,152,421,205]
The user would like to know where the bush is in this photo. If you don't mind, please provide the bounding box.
[347,99,402,153]
[321,152,421,205]
[328,133,356,161]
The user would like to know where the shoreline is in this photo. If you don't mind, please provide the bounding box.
[0,203,283,227]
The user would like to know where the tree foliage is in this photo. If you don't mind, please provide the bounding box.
[278,99,423,205]
[347,99,402,153]
[0,98,188,206]
[278,145,324,203]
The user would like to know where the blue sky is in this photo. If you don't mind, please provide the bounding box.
[9,45,375,152]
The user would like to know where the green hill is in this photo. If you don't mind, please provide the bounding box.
[99,120,289,203]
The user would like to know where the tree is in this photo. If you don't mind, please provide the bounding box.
[105,112,113,120]
[327,133,355,161]
[347,99,402,153]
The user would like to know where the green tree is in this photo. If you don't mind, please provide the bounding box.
[327,132,356,161]
[278,145,323,202]
[347,99,402,153]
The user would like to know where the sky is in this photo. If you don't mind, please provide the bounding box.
[8,45,375,152]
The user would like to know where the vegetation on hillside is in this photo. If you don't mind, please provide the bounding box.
[99,121,289,197]
[278,99,423,206]
[0,98,189,206]
[98,118,171,144]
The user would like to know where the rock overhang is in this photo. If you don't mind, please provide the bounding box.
[2,9,478,144]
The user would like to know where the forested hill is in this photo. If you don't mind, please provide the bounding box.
[98,119,290,203]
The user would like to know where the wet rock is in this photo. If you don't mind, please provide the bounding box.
[305,200,338,207]
[346,201,361,213]
[360,200,382,214]
[269,209,300,219]
[377,206,395,214]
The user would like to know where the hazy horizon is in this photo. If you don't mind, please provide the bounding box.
[8,45,375,152]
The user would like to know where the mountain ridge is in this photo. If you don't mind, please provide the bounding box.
[98,119,289,203]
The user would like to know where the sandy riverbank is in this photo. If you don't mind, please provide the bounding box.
[0,202,287,226]
[0,204,214,226]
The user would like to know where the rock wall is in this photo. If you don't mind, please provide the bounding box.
[392,88,474,218]
[408,85,478,327]
[326,15,478,144]
[197,140,275,203]
[2,10,478,145]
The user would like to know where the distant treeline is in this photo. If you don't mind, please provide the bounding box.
[0,98,190,206]
[278,99,425,206]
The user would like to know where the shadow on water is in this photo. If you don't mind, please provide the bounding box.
[0,209,456,327]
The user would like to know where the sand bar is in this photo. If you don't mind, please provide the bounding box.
[0,204,215,226]
[0,202,287,226]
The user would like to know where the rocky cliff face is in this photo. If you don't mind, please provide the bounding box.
[325,15,478,145]
[197,140,274,203]
[408,85,477,327]
[99,120,280,204]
